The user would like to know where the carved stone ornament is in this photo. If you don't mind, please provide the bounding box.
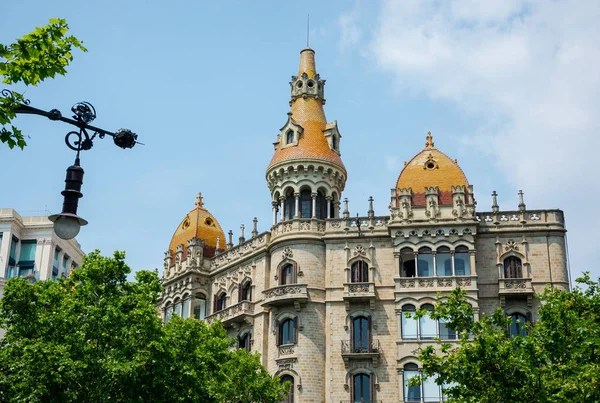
[282,247,293,259]
[504,240,519,251]
[353,245,366,257]
[276,357,297,370]
[348,284,370,293]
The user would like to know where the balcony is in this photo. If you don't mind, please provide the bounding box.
[343,282,376,311]
[395,276,478,294]
[341,339,381,367]
[205,300,254,326]
[499,277,534,307]
[262,284,308,311]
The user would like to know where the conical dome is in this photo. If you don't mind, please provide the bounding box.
[168,193,226,258]
[267,48,346,173]
[396,132,469,206]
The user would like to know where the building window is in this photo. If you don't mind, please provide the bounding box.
[404,363,421,402]
[400,248,416,277]
[439,318,457,340]
[214,292,227,312]
[240,281,252,301]
[280,264,295,285]
[436,246,452,276]
[62,255,70,277]
[18,240,37,278]
[454,246,470,275]
[509,313,528,337]
[238,332,251,352]
[315,191,327,219]
[194,296,206,320]
[280,375,294,403]
[286,130,294,145]
[401,304,418,339]
[504,256,523,279]
[419,304,436,340]
[52,248,60,281]
[417,247,433,277]
[181,296,190,319]
[352,373,372,403]
[351,261,369,283]
[173,299,183,317]
[7,236,18,279]
[352,316,371,353]
[165,305,174,323]
[331,135,337,151]
[300,190,312,218]
[403,364,447,402]
[284,192,295,220]
[278,318,296,345]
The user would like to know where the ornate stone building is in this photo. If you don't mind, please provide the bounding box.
[159,48,569,403]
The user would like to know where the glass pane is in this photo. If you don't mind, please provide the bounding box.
[436,252,452,276]
[182,299,190,318]
[19,241,36,261]
[423,374,441,402]
[9,238,17,259]
[455,252,470,275]
[301,190,311,218]
[402,314,418,339]
[175,303,182,317]
[439,320,457,340]
[194,298,206,320]
[420,313,437,339]
[418,254,433,277]
[404,370,421,402]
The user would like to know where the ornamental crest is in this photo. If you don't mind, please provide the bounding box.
[504,240,519,251]
[353,245,366,257]
[282,247,293,259]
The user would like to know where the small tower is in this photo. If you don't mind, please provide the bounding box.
[266,48,347,225]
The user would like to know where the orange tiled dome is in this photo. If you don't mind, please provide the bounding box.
[396,132,469,206]
[267,48,346,173]
[168,193,226,258]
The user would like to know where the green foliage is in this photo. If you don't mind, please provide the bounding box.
[0,250,287,403]
[413,277,600,403]
[0,18,86,149]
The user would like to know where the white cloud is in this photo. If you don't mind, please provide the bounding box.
[355,0,600,277]
[338,13,362,53]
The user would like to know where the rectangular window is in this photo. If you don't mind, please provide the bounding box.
[52,248,60,280]
[401,314,418,339]
[18,240,36,277]
[423,375,442,402]
[62,255,70,277]
[182,298,190,319]
[439,319,457,340]
[194,298,206,320]
[404,370,421,402]
[419,313,437,340]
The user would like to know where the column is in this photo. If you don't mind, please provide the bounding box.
[0,232,10,278]
[326,196,333,219]
[272,202,278,226]
[311,192,317,219]
[451,251,456,276]
[279,197,285,221]
[294,193,300,219]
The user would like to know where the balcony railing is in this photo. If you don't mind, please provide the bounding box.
[343,282,376,310]
[395,276,477,293]
[262,283,308,311]
[498,277,534,307]
[341,339,381,366]
[205,300,253,326]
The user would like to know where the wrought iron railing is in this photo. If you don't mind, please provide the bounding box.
[341,339,381,354]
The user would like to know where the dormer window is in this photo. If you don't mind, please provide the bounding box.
[286,130,294,145]
[331,135,337,150]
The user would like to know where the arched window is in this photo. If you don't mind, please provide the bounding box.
[315,191,327,219]
[352,373,372,403]
[284,191,295,220]
[436,246,452,276]
[401,304,418,339]
[504,256,523,279]
[417,247,433,277]
[280,264,295,285]
[165,305,174,323]
[278,318,297,345]
[193,296,206,320]
[181,295,190,319]
[400,248,415,277]
[238,332,251,352]
[454,246,471,276]
[240,281,252,302]
[214,292,227,312]
[300,189,312,218]
[331,135,337,151]
[280,375,294,403]
[351,260,369,283]
[419,304,436,340]
[352,316,371,353]
[286,130,294,145]
[509,313,528,337]
[174,298,183,317]
[404,363,421,402]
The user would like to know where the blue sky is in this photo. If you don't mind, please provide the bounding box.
[2,0,598,282]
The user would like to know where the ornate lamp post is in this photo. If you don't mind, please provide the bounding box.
[2,89,141,239]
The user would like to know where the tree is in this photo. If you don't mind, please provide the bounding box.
[411,275,600,403]
[0,251,288,403]
[0,18,86,149]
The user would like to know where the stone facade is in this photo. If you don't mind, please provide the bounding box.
[159,48,569,403]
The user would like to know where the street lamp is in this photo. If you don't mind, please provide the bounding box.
[2,89,141,240]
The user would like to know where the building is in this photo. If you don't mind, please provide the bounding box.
[0,208,85,296]
[159,48,569,403]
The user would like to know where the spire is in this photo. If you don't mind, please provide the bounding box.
[195,192,204,208]
[425,131,435,148]
[298,48,317,79]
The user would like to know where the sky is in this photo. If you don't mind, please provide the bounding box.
[1,0,598,282]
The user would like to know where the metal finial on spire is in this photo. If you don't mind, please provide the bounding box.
[518,190,526,211]
[307,15,310,48]
[425,131,434,148]
[492,191,499,213]
[195,192,204,207]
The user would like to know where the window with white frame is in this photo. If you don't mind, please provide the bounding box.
[193,295,206,320]
[18,240,37,277]
[400,245,472,277]
[401,303,460,341]
[417,247,434,277]
[403,363,451,403]
[454,246,471,275]
[435,246,452,276]
[7,236,18,279]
